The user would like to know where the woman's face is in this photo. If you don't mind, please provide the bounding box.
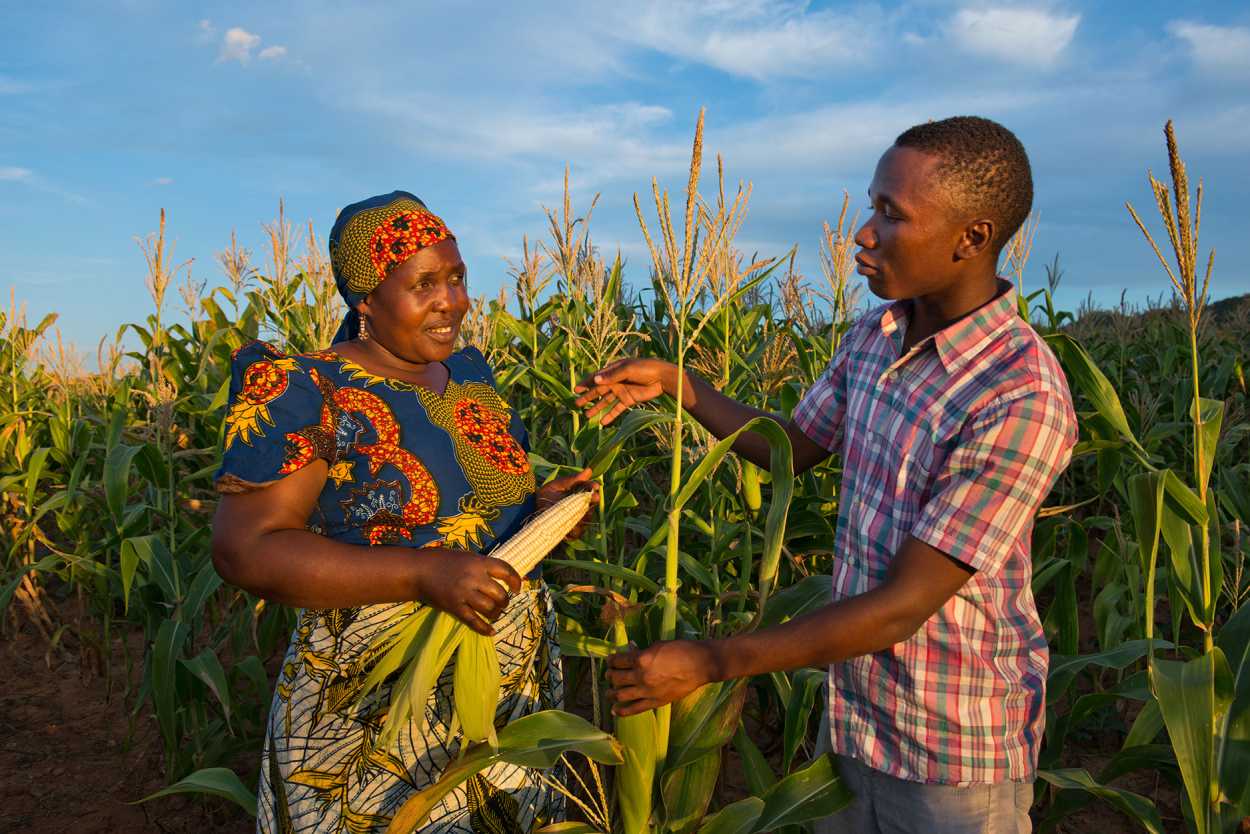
[358,238,470,365]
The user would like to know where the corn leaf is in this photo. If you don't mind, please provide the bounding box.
[1215,600,1250,822]
[1153,651,1233,834]
[750,754,853,833]
[152,618,189,755]
[1037,768,1164,834]
[385,710,622,834]
[696,797,763,834]
[134,766,257,818]
[782,668,826,773]
[454,630,500,745]
[1044,333,1147,457]
[179,648,233,729]
[666,679,746,771]
[661,749,721,834]
[103,442,142,526]
[733,722,777,797]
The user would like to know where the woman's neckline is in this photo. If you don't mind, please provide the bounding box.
[319,347,456,397]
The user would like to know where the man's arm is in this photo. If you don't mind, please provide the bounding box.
[575,359,837,476]
[606,535,973,714]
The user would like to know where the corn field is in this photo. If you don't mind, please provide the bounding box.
[2,117,1248,833]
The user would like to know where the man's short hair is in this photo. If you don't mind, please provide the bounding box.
[895,116,1033,251]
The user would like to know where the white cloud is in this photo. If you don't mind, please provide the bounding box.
[151,177,174,186]
[258,45,287,60]
[611,0,882,80]
[1168,21,1250,78]
[219,27,262,64]
[196,19,216,43]
[0,166,33,181]
[946,7,1080,68]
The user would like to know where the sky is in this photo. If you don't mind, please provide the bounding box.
[2,1,1248,352]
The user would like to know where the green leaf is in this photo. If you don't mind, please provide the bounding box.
[1129,470,1167,644]
[1037,768,1164,834]
[670,415,794,607]
[733,722,776,797]
[121,535,179,604]
[1153,651,1232,834]
[782,669,825,773]
[535,825,604,834]
[751,754,853,833]
[585,409,674,476]
[662,749,721,834]
[759,575,832,628]
[23,446,50,509]
[1044,333,1145,456]
[384,709,623,833]
[546,558,659,593]
[151,618,189,755]
[104,442,142,526]
[1193,397,1223,497]
[134,767,256,818]
[453,630,500,745]
[181,560,223,623]
[1215,600,1250,821]
[1049,639,1171,702]
[697,797,764,834]
[666,679,746,771]
[179,648,233,728]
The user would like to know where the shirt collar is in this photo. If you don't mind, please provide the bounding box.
[877,279,1020,373]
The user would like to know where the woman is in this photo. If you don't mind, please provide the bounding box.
[211,191,593,833]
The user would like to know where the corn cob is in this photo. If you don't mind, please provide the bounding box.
[485,488,595,583]
[362,487,595,747]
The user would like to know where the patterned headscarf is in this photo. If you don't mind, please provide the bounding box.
[328,191,455,343]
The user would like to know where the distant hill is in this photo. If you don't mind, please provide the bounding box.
[1207,292,1250,325]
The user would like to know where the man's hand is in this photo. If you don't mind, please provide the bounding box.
[605,639,721,716]
[535,467,599,540]
[574,358,685,426]
[416,550,522,636]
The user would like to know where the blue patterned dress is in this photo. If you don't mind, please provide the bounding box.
[215,341,564,834]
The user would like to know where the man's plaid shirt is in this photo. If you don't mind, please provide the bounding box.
[793,282,1077,785]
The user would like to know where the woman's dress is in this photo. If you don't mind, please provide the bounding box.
[215,341,564,834]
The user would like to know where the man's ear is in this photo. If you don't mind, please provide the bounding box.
[955,219,995,261]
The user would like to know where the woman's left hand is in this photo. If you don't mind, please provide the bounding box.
[535,467,599,540]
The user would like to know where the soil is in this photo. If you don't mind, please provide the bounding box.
[0,606,252,834]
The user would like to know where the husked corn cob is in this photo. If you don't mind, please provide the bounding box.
[486,488,595,583]
[361,488,595,748]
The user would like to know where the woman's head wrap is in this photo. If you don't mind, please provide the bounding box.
[328,191,455,343]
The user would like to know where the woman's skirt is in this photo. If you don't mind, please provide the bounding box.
[255,580,564,834]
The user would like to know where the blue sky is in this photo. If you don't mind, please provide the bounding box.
[2,1,1248,350]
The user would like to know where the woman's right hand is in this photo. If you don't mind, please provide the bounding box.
[574,358,684,426]
[416,549,522,636]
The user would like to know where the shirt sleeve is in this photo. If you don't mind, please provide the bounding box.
[911,387,1076,573]
[214,341,328,494]
[791,326,858,453]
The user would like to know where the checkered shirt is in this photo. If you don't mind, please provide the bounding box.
[793,282,1077,785]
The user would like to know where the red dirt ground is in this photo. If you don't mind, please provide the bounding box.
[0,611,252,833]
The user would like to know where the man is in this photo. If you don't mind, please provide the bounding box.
[574,116,1078,833]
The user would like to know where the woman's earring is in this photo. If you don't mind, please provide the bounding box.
[359,315,370,342]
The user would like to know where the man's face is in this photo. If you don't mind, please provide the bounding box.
[853,146,966,301]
